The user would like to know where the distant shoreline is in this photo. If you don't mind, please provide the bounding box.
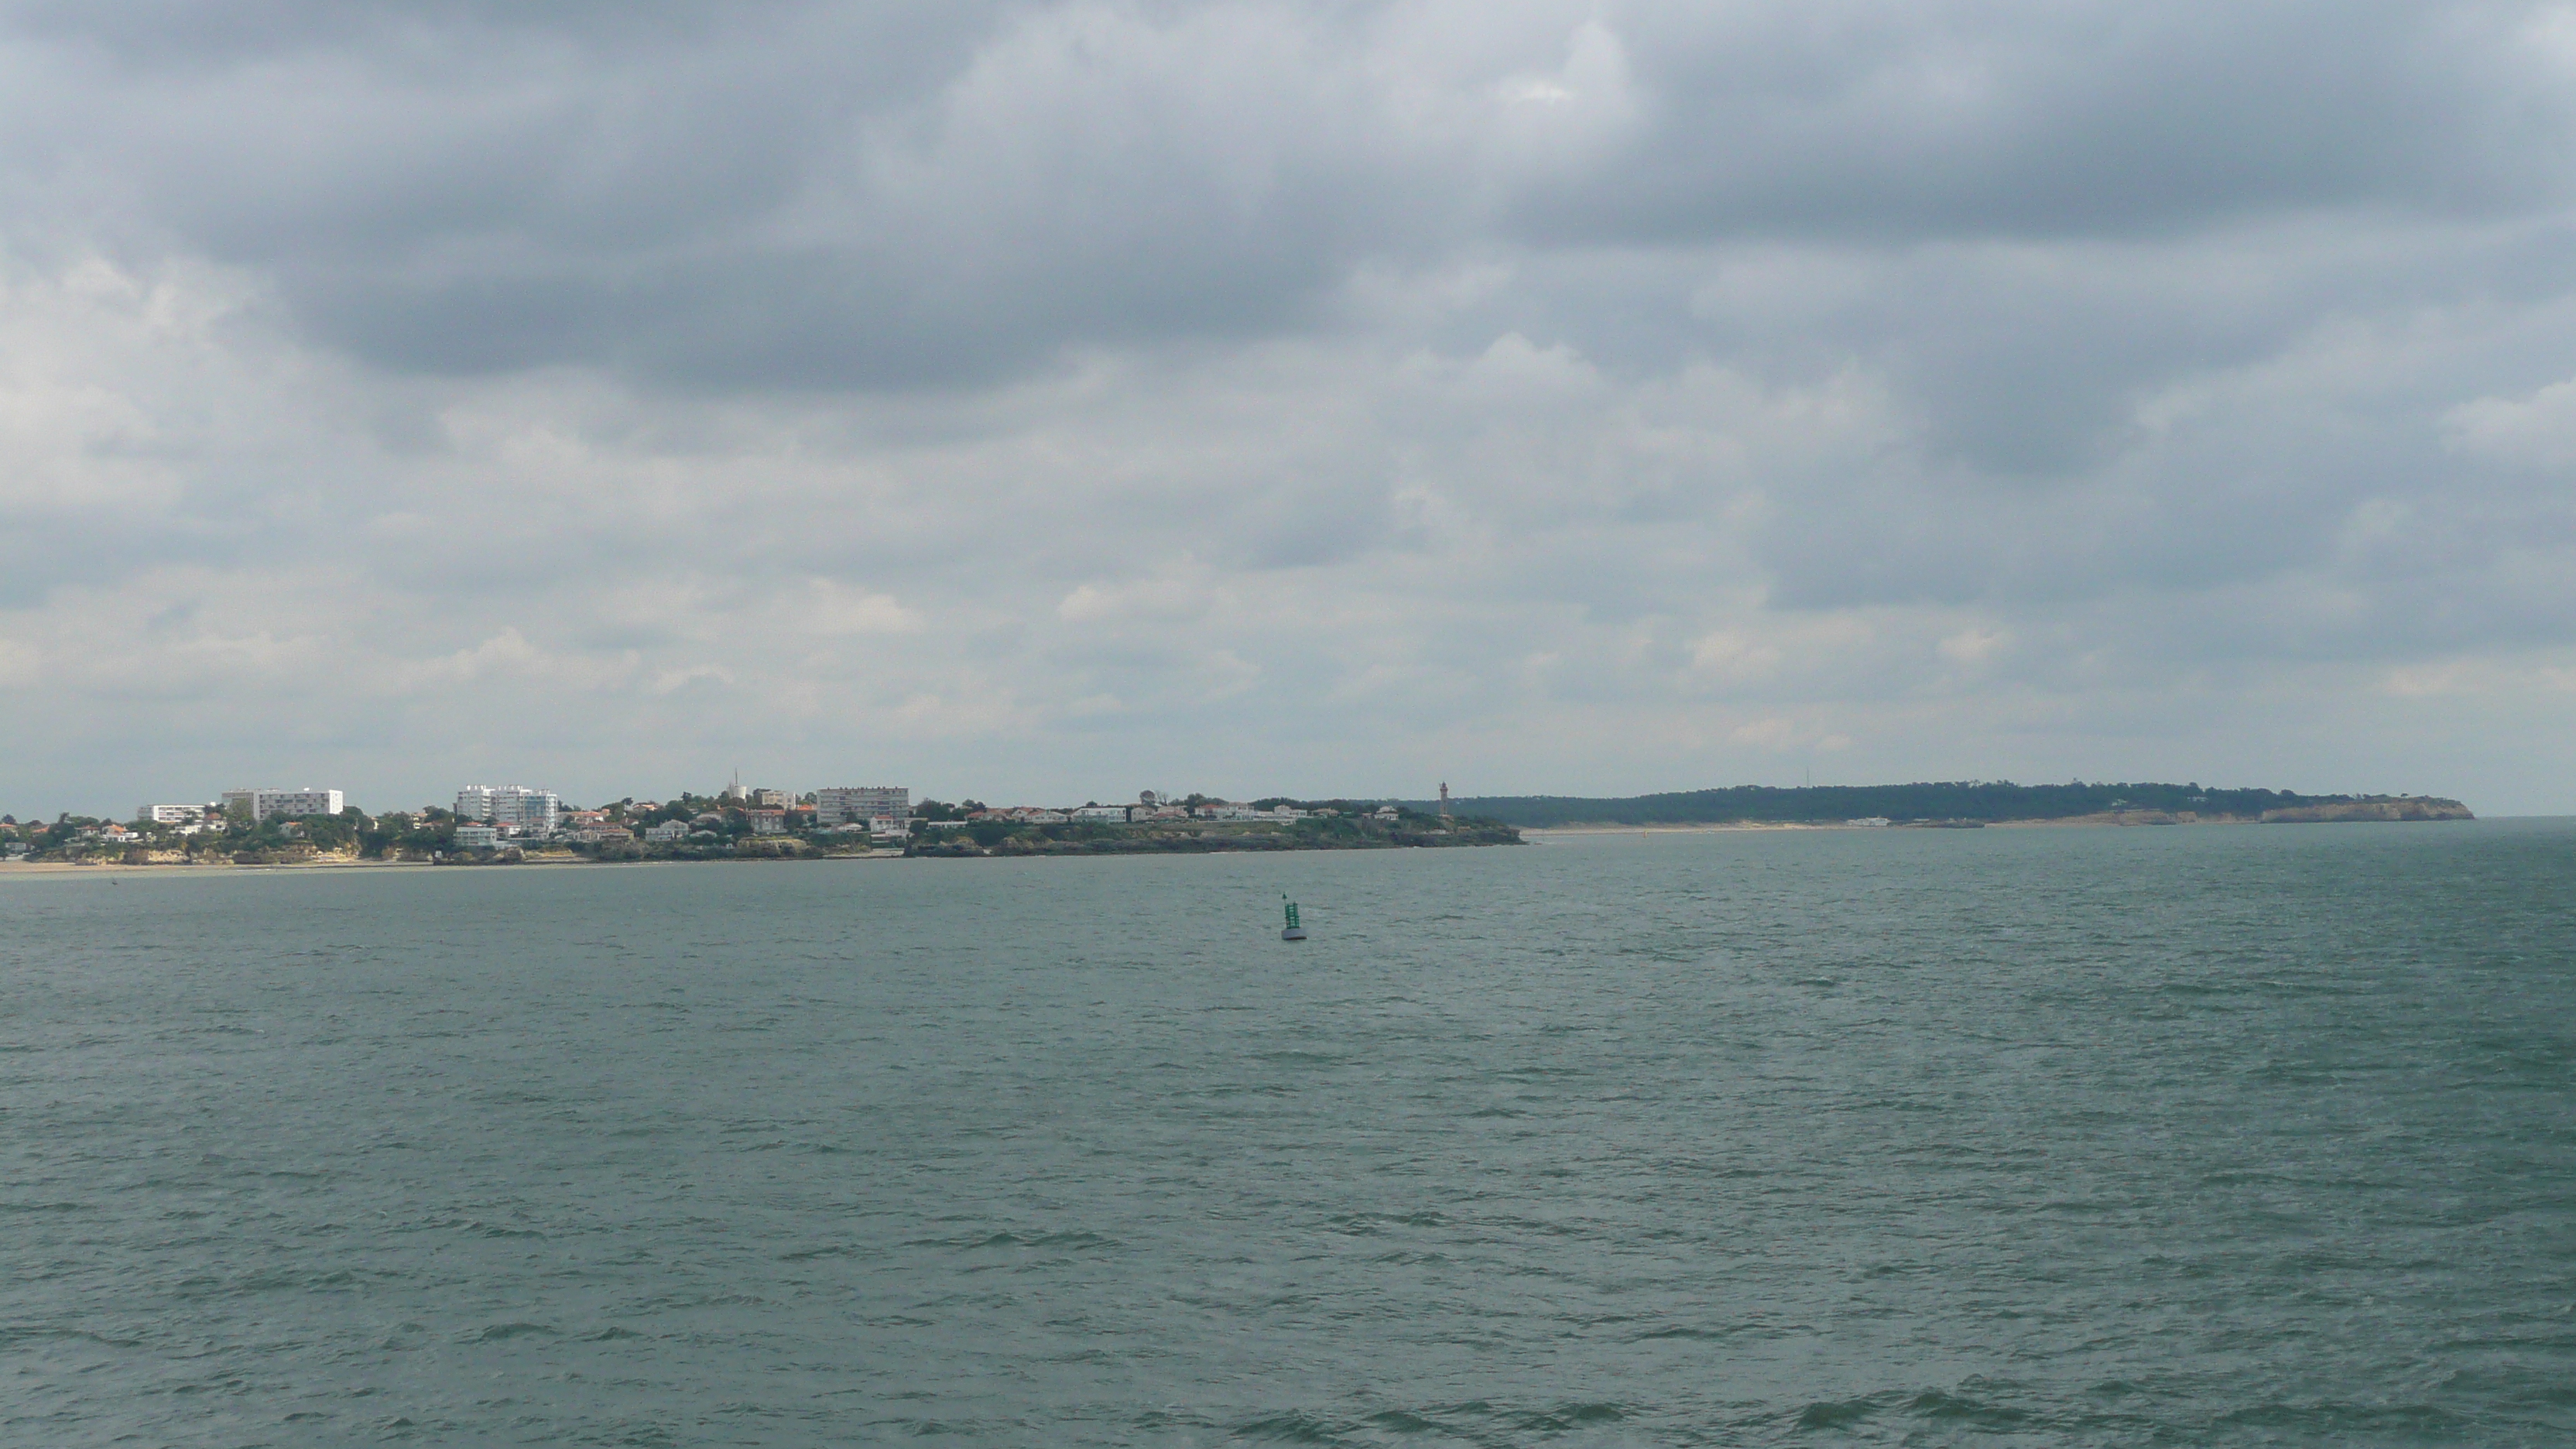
[1523,806,2478,836]
[0,854,907,879]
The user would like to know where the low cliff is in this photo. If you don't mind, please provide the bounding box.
[2259,796,2473,824]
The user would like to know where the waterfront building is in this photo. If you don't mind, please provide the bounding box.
[748,810,788,835]
[644,820,691,843]
[454,823,501,849]
[816,786,909,827]
[455,786,561,836]
[1071,806,1130,824]
[221,788,347,823]
[868,815,909,839]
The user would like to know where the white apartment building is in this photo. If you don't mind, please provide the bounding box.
[816,786,908,827]
[221,788,347,823]
[453,823,501,849]
[455,785,562,836]
[139,803,205,825]
[1071,806,1130,824]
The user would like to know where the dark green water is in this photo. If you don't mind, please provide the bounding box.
[4,821,2571,1446]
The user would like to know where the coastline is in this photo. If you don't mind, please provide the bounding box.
[0,851,913,879]
[1522,805,2477,836]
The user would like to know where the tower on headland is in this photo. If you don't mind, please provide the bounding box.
[1438,782,1451,818]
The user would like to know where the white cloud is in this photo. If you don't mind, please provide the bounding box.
[2445,378,2576,468]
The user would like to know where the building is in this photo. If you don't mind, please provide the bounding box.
[867,815,909,840]
[454,823,501,850]
[748,810,788,835]
[139,803,205,826]
[751,787,793,809]
[1071,806,1130,824]
[816,786,909,827]
[644,820,691,843]
[455,785,561,836]
[221,788,347,823]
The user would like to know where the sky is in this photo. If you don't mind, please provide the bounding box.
[5,0,2575,817]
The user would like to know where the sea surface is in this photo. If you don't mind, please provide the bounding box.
[3,820,2573,1446]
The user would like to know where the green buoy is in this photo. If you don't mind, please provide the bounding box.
[1281,895,1307,941]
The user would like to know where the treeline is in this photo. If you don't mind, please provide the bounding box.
[1423,781,2343,827]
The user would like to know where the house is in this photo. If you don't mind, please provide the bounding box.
[644,820,691,843]
[454,823,501,849]
[1071,806,1130,824]
[748,810,788,835]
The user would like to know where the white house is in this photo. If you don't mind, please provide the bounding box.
[1071,806,1131,824]
[454,823,501,849]
[644,820,691,843]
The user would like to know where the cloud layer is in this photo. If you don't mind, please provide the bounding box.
[5,1,2576,814]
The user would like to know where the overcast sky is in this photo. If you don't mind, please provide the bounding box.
[5,0,2575,816]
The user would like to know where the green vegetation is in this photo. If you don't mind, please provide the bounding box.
[1430,781,2395,827]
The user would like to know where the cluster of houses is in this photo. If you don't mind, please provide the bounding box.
[439,783,914,850]
[7,781,1413,862]
[929,794,1386,828]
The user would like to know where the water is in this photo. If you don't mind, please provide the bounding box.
[3,820,2572,1446]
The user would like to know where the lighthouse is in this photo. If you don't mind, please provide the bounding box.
[1438,782,1451,819]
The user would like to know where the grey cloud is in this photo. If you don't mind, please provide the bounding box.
[1529,1,2573,245]
[9,2,2576,814]
[12,1,2572,406]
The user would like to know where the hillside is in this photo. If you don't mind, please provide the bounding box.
[1411,783,2472,828]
